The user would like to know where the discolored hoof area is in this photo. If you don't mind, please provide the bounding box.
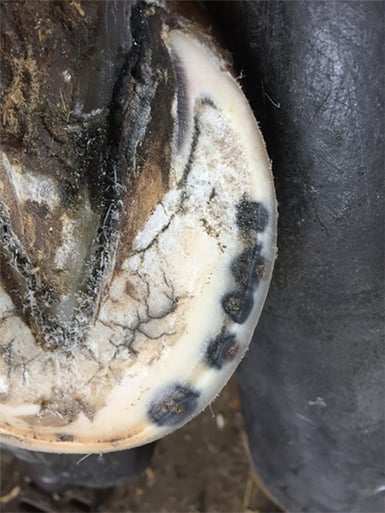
[0,1,276,453]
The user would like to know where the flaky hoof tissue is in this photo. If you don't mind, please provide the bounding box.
[0,1,277,453]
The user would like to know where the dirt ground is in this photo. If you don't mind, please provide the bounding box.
[0,378,280,513]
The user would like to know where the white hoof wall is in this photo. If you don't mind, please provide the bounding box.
[0,4,277,453]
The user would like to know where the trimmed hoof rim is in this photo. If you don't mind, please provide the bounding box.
[0,1,277,452]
